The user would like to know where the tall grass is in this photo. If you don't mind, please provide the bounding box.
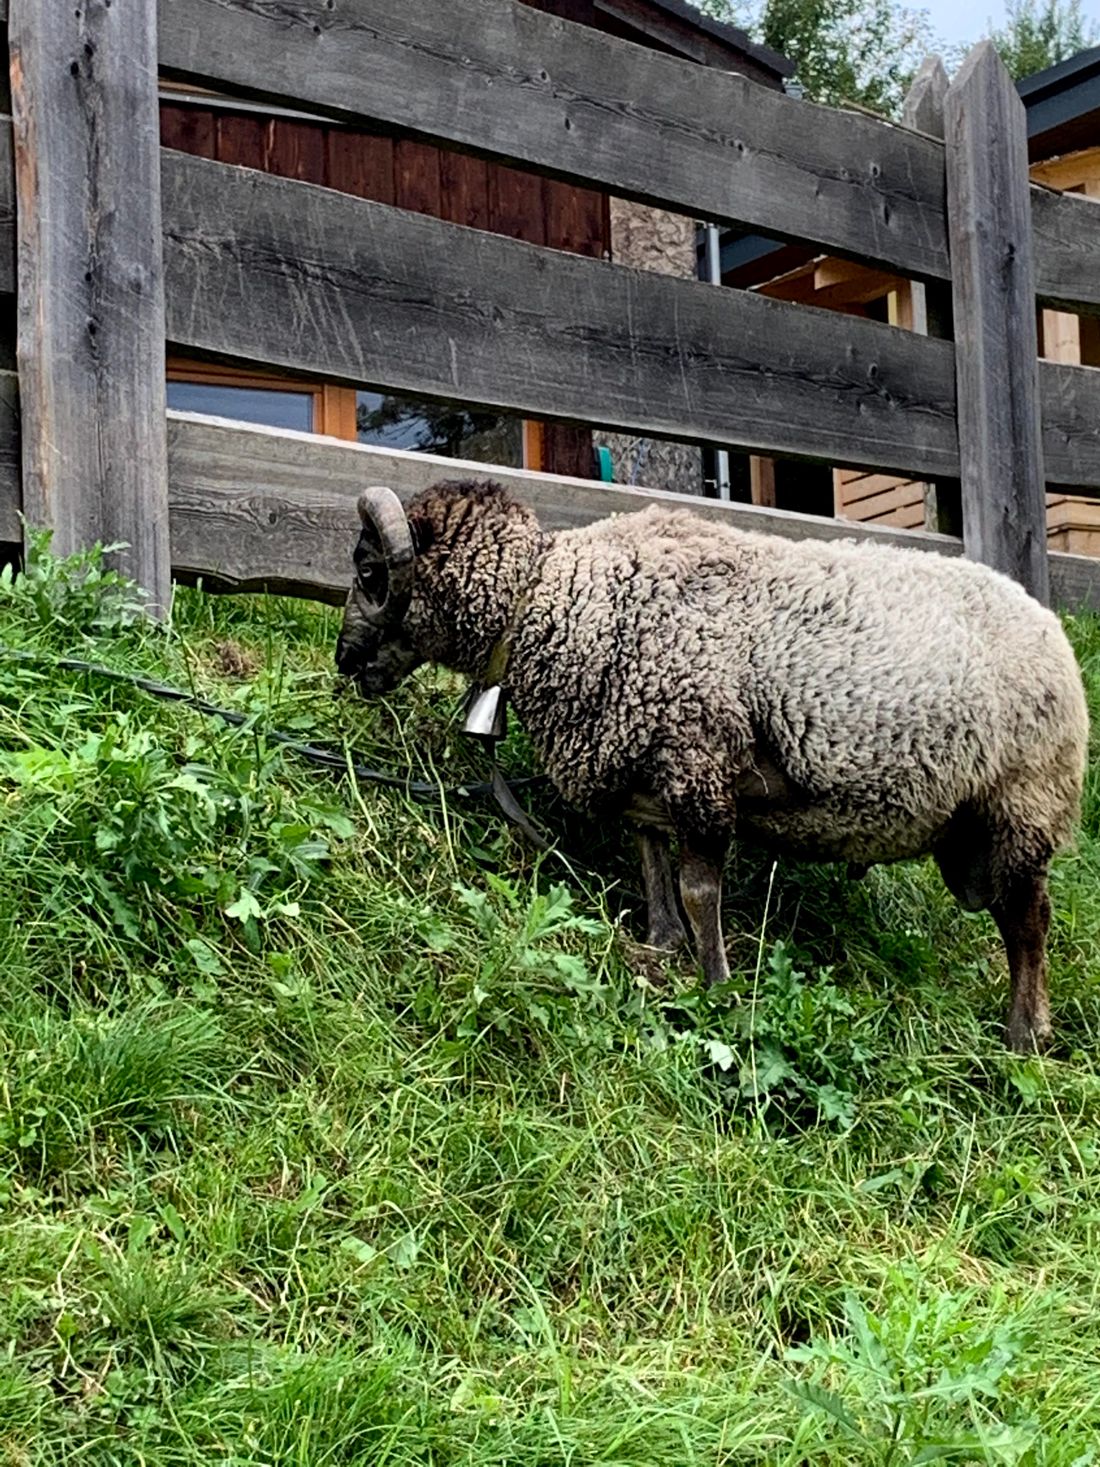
[0,532,1099,1463]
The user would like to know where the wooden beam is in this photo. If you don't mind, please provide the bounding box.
[810,262,907,309]
[160,150,960,481]
[1041,360,1100,491]
[156,0,952,282]
[749,456,776,507]
[0,406,1091,608]
[945,42,1048,603]
[902,58,961,538]
[0,119,14,297]
[1041,308,1081,365]
[160,411,1100,612]
[1031,147,1100,191]
[1032,185,1100,316]
[164,410,966,600]
[902,55,949,139]
[10,0,171,612]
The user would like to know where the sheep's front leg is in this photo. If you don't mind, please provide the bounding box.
[634,827,687,951]
[679,836,730,988]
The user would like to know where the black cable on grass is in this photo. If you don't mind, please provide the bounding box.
[0,646,636,912]
[0,645,548,803]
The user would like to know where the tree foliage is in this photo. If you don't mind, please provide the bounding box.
[989,0,1098,80]
[702,0,934,115]
[703,0,1098,113]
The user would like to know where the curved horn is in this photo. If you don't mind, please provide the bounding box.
[356,485,415,626]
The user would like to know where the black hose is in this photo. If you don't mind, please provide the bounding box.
[0,645,548,805]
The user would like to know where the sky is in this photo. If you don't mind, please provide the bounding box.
[920,0,1100,48]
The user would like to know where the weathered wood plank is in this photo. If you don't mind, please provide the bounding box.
[0,368,20,539]
[0,119,14,296]
[10,0,170,611]
[901,59,962,538]
[1033,185,1100,316]
[0,23,11,119]
[163,411,1100,612]
[1040,360,1100,490]
[165,410,963,599]
[0,289,23,538]
[902,55,948,139]
[945,42,1048,603]
[156,0,952,281]
[160,150,961,480]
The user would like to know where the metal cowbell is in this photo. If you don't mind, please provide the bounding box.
[462,683,507,742]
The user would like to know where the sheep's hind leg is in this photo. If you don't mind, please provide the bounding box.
[634,828,687,951]
[991,870,1053,1054]
[679,835,730,988]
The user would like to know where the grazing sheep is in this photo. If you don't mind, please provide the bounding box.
[336,478,1088,1052]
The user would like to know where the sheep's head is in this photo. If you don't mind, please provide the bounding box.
[335,485,422,695]
[336,479,542,696]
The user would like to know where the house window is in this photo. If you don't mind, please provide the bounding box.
[355,390,525,468]
[167,359,537,467]
[166,380,315,432]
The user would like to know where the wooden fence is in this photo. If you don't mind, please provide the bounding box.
[2,0,1100,612]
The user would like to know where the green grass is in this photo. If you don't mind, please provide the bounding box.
[1,533,1100,1463]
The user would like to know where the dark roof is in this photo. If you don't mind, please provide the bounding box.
[1016,46,1100,159]
[642,0,794,76]
[1017,45,1100,101]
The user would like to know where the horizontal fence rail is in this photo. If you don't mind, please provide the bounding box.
[161,149,961,480]
[158,412,1100,613]
[156,150,1100,489]
[155,0,1100,315]
[0,133,1094,493]
[1031,187,1100,315]
[0,393,1097,610]
[157,0,953,281]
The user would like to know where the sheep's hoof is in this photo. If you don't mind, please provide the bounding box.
[1006,1015,1053,1055]
[646,922,688,953]
[619,932,684,988]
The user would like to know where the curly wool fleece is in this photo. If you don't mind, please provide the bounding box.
[403,481,1087,884]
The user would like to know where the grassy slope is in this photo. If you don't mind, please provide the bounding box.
[2,540,1100,1464]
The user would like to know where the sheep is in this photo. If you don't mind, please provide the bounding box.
[335,477,1089,1053]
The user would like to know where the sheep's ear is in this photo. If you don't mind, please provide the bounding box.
[409,511,435,556]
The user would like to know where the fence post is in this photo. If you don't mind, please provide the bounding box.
[902,56,962,537]
[944,40,1048,604]
[9,0,171,614]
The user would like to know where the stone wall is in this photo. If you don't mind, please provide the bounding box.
[593,197,704,498]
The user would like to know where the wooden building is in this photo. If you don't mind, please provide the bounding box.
[159,0,791,484]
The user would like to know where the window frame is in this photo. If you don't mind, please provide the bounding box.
[167,356,544,466]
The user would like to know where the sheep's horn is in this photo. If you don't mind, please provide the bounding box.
[356,485,414,626]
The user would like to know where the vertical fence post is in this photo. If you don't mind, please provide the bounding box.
[9,0,171,614]
[944,40,1048,604]
[902,55,962,537]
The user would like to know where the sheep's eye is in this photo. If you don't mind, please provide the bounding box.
[355,561,387,602]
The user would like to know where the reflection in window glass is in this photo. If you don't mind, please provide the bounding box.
[167,381,315,433]
[356,391,523,468]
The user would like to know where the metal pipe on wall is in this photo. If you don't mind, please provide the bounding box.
[703,223,731,501]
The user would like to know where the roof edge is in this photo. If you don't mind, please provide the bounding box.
[644,0,795,77]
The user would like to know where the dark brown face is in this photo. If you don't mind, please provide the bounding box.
[334,487,422,696]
